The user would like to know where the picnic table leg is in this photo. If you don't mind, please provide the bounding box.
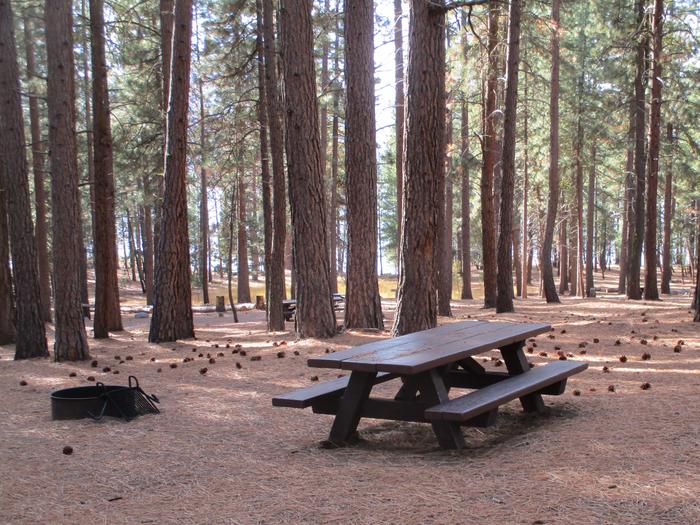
[416,369,465,450]
[394,376,420,401]
[500,341,545,413]
[327,371,376,446]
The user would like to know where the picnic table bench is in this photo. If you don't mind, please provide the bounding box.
[273,320,588,449]
[282,293,345,322]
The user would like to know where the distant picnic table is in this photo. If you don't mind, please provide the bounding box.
[273,320,588,449]
[282,293,345,321]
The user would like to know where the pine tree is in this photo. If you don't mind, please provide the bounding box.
[149,0,195,343]
[344,0,383,330]
[90,0,123,337]
[280,0,336,338]
[44,0,89,360]
[392,0,446,335]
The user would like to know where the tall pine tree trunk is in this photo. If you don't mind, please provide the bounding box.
[328,14,341,294]
[320,0,332,287]
[541,0,561,303]
[198,77,209,304]
[661,123,673,294]
[90,0,123,337]
[127,211,137,281]
[262,0,287,330]
[344,0,383,329]
[0,1,48,358]
[619,100,635,294]
[460,98,473,300]
[0,189,14,344]
[237,171,251,303]
[644,0,663,301]
[227,187,239,322]
[480,1,498,308]
[255,0,272,315]
[45,0,89,360]
[559,215,568,294]
[155,0,174,258]
[496,0,522,313]
[394,0,404,264]
[149,0,194,343]
[78,0,93,323]
[23,11,52,322]
[574,129,585,298]
[280,0,336,338]
[627,0,648,300]
[585,143,596,296]
[392,0,445,335]
[141,176,155,304]
[521,70,529,299]
[438,94,453,317]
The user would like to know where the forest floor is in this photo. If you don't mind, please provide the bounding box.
[1,270,699,524]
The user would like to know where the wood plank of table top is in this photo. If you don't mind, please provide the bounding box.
[337,321,524,372]
[308,320,488,369]
[344,322,551,374]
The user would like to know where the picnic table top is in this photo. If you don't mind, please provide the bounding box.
[308,320,551,375]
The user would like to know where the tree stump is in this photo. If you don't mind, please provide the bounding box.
[255,295,265,310]
[215,296,225,313]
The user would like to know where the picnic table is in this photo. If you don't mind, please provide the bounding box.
[282,293,345,321]
[273,320,588,449]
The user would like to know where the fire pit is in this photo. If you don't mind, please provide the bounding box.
[51,376,159,421]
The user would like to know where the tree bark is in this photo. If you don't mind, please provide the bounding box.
[585,143,596,296]
[460,98,473,300]
[320,0,332,288]
[344,0,383,330]
[392,0,445,335]
[661,122,673,294]
[198,77,209,304]
[644,0,663,301]
[328,14,341,294]
[480,0,498,308]
[558,215,568,294]
[541,0,561,303]
[394,0,405,262]
[89,0,123,337]
[496,0,522,313]
[141,173,155,304]
[45,0,89,360]
[627,0,648,300]
[237,171,251,303]
[127,211,137,282]
[438,93,453,317]
[619,100,635,294]
[574,132,585,298]
[0,188,15,344]
[255,0,272,316]
[280,0,336,338]
[520,69,529,299]
[78,0,93,321]
[133,212,145,289]
[22,11,52,323]
[227,187,239,322]
[262,0,287,331]
[0,0,48,358]
[155,0,174,257]
[149,0,195,343]
[694,199,700,321]
[513,202,522,298]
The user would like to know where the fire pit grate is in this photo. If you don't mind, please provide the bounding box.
[51,375,159,422]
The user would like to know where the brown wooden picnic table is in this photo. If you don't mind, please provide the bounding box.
[273,320,588,449]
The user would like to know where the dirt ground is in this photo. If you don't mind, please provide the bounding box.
[1,273,700,524]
